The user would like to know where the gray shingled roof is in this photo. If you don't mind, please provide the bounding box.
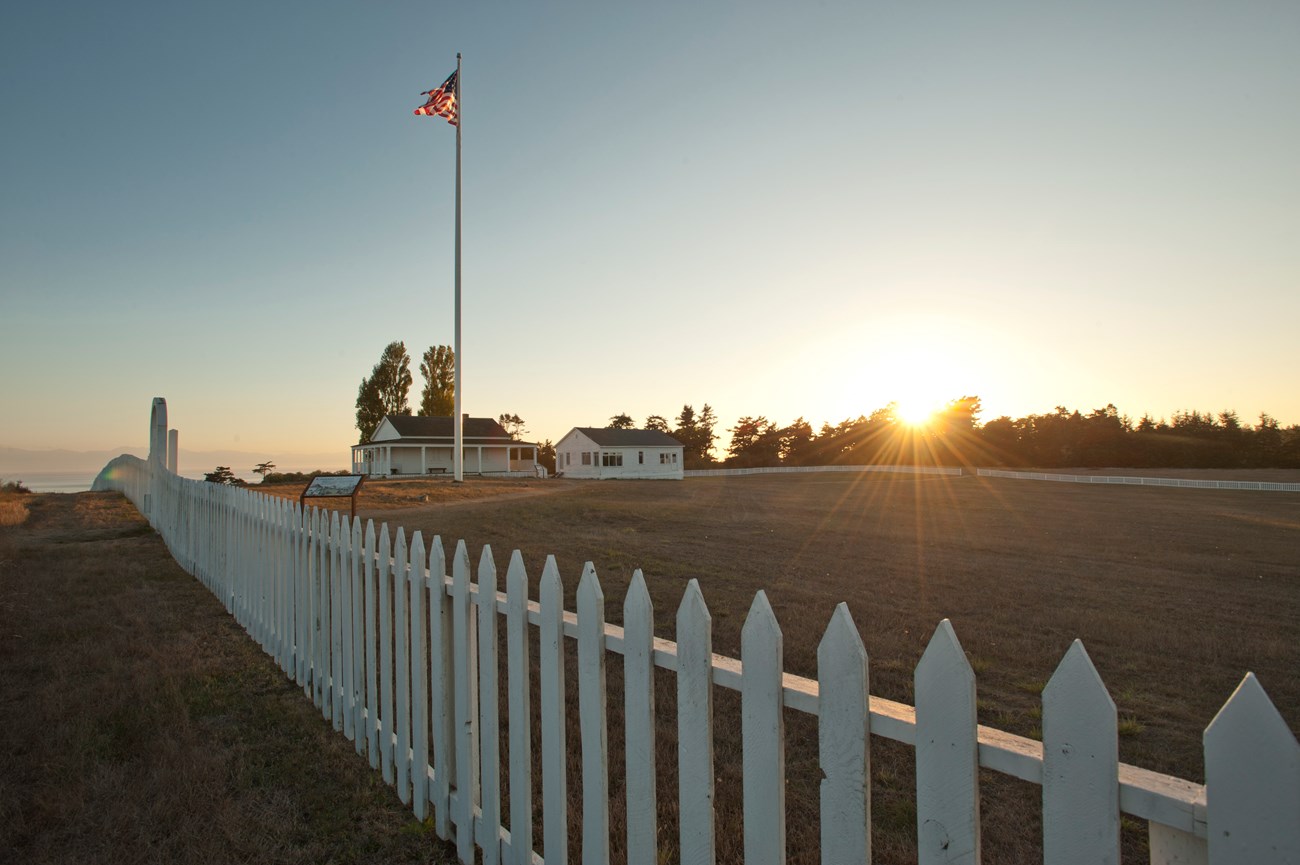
[573,427,683,447]
[374,415,514,441]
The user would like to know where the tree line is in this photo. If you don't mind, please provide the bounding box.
[714,398,1300,470]
[355,342,456,442]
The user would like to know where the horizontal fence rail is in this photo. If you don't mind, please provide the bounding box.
[96,445,1300,865]
[977,467,1300,492]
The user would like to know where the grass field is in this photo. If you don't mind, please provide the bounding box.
[0,491,457,865]
[372,471,1300,863]
[4,472,1297,863]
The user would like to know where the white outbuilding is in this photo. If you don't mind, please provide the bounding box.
[351,415,539,477]
[556,427,684,480]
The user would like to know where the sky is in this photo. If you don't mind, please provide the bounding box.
[3,1,1298,465]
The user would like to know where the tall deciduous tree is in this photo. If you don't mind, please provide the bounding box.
[355,341,413,443]
[607,413,634,429]
[419,345,455,416]
[644,415,670,433]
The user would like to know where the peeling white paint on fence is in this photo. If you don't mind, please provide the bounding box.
[99,422,1300,865]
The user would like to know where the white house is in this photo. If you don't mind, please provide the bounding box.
[556,427,684,480]
[351,415,538,477]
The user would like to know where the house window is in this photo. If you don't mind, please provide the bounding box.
[660,452,679,465]
[602,452,623,467]
[638,451,644,464]
[565,452,571,466]
[581,452,591,466]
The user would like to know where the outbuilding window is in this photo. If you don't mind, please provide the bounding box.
[602,452,623,467]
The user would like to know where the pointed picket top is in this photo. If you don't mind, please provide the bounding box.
[430,534,446,584]
[1042,639,1119,865]
[506,550,528,605]
[915,619,980,865]
[817,603,869,865]
[479,544,499,600]
[410,532,426,578]
[578,561,604,615]
[1205,673,1300,863]
[742,589,782,646]
[677,577,712,632]
[539,554,562,608]
[394,526,407,564]
[365,519,376,554]
[452,539,471,590]
[624,570,653,636]
[330,509,341,544]
[378,522,391,560]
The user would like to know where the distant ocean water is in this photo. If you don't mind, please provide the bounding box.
[4,470,209,493]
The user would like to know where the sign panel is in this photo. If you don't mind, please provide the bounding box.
[303,475,364,497]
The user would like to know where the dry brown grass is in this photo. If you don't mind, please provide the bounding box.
[374,470,1300,864]
[0,492,456,865]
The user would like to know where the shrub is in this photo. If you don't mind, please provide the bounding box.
[1,479,33,494]
[260,470,351,485]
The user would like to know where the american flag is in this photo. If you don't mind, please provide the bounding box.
[414,70,458,126]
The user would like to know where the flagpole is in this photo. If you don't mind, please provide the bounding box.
[452,52,464,483]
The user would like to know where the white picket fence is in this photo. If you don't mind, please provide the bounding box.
[686,464,963,478]
[977,467,1300,492]
[96,450,1300,865]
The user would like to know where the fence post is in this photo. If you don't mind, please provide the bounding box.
[506,551,534,864]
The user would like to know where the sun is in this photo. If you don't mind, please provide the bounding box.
[895,395,945,428]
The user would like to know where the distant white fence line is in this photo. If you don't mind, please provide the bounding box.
[686,463,962,478]
[977,467,1300,492]
[93,401,1299,865]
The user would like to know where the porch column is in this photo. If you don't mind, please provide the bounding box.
[421,446,427,475]
[477,446,483,474]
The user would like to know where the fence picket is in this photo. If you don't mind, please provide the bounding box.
[578,564,610,865]
[915,619,980,865]
[817,603,869,865]
[623,571,657,865]
[410,532,429,820]
[1204,673,1300,863]
[330,511,344,731]
[311,508,324,708]
[1042,640,1119,865]
[429,535,454,839]
[340,514,355,741]
[379,522,395,784]
[452,539,480,864]
[506,551,534,865]
[478,546,502,865]
[395,528,412,804]
[318,507,332,721]
[677,578,716,865]
[539,556,568,865]
[742,590,785,865]
[364,519,380,767]
[350,516,364,753]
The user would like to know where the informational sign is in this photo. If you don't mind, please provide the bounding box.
[303,475,364,497]
[299,474,365,519]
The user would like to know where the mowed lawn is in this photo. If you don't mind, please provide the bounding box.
[380,471,1300,862]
